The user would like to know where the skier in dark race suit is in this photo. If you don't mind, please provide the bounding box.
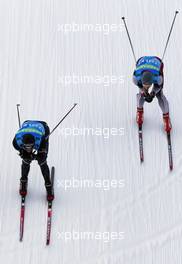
[133,56,172,132]
[13,120,54,201]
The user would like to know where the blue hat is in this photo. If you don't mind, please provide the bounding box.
[22,134,35,145]
[141,71,153,85]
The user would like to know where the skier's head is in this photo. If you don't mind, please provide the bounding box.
[22,134,35,152]
[141,71,153,89]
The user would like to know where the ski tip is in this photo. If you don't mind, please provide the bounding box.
[176,10,179,14]
[121,17,125,20]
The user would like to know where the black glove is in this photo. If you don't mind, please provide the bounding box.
[36,150,48,162]
[32,153,38,160]
[19,149,35,160]
[144,92,154,103]
[150,91,155,98]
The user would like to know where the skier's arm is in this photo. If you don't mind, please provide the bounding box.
[133,75,143,88]
[38,137,49,154]
[13,137,35,160]
[152,75,163,95]
[35,139,49,162]
[12,137,21,151]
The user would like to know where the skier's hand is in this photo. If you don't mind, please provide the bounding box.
[141,90,147,97]
[32,153,38,160]
[38,149,48,154]
[36,150,48,164]
[150,91,155,98]
[141,87,149,97]
[144,93,154,103]
[19,149,35,160]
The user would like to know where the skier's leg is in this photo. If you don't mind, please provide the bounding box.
[156,90,172,132]
[136,91,145,125]
[37,153,54,201]
[21,160,30,181]
[20,159,31,196]
[37,137,51,185]
[38,158,51,185]
[156,90,169,114]
[136,92,145,108]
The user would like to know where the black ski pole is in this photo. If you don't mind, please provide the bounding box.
[46,103,78,139]
[162,10,179,60]
[16,104,21,128]
[122,17,137,63]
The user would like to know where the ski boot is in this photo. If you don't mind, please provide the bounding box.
[45,183,54,201]
[136,107,144,126]
[163,113,172,133]
[19,179,28,197]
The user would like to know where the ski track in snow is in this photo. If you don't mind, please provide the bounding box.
[0,0,182,263]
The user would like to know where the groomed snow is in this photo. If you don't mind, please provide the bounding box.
[0,0,182,263]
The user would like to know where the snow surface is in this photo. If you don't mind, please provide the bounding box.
[0,0,182,263]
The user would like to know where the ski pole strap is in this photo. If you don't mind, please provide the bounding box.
[162,10,179,60]
[122,17,137,63]
[46,103,78,140]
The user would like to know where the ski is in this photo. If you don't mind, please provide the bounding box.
[167,132,173,170]
[19,196,26,241]
[138,125,144,162]
[46,166,55,245]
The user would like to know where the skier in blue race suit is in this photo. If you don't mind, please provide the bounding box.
[133,56,172,132]
[13,120,54,201]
